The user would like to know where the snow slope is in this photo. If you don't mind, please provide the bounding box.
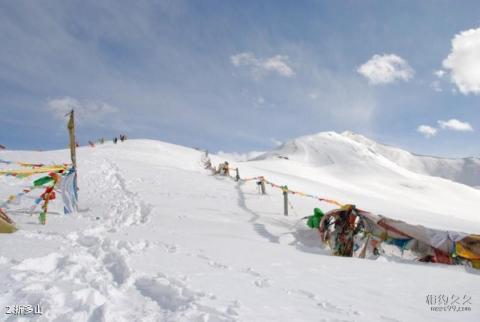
[340,131,480,188]
[1,138,480,322]
[253,131,480,188]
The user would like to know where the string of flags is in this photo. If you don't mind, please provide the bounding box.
[0,159,50,168]
[238,175,344,207]
[0,161,78,226]
[0,164,70,179]
[221,162,480,269]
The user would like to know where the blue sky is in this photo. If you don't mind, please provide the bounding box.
[1,0,479,157]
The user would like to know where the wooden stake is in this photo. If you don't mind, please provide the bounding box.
[67,109,79,205]
[260,177,266,195]
[282,185,288,216]
[67,110,77,169]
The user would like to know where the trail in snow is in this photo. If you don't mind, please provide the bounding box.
[1,152,240,321]
[83,158,152,228]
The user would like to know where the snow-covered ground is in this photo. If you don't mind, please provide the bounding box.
[1,134,479,321]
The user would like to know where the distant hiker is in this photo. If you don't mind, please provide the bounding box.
[75,141,80,148]
[306,208,325,229]
[99,138,105,144]
[0,144,5,150]
[120,134,125,142]
[88,141,95,147]
[113,137,118,144]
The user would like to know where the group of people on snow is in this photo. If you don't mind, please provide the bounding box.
[83,135,128,147]
[113,134,127,144]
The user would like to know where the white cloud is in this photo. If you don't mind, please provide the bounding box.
[434,70,446,78]
[47,97,119,123]
[437,119,473,132]
[417,125,437,138]
[417,119,473,138]
[442,27,480,95]
[231,52,294,78]
[357,54,414,85]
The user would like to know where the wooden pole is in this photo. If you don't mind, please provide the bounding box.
[282,185,288,216]
[67,110,77,169]
[260,177,266,195]
[67,109,79,206]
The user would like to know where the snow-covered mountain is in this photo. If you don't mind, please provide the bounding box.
[1,138,480,321]
[254,131,480,188]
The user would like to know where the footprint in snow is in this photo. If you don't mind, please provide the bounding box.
[162,243,179,254]
[254,278,271,288]
[196,254,231,270]
[317,300,359,316]
[208,261,231,270]
[284,288,354,315]
[197,254,209,260]
[226,300,242,316]
[243,267,262,277]
[116,240,145,254]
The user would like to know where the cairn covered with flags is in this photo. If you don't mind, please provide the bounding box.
[0,158,78,231]
[306,204,480,269]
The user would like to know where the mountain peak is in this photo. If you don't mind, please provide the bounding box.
[253,131,480,187]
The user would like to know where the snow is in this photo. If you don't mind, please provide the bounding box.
[1,135,479,321]
[341,131,480,188]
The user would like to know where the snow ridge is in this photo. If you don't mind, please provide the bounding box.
[254,131,480,187]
